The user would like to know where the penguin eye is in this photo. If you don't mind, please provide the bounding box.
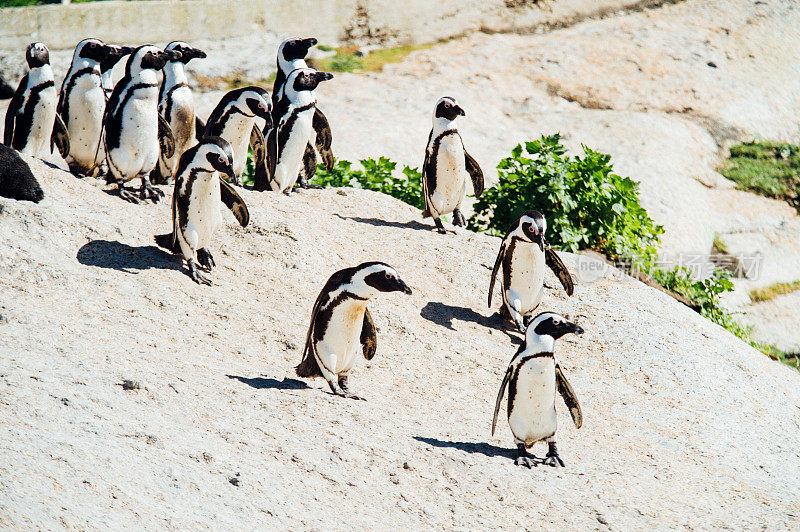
[444,102,451,108]
[217,155,226,164]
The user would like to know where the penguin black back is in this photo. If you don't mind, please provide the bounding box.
[0,144,44,203]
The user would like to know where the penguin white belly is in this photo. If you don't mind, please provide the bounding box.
[274,110,313,192]
[505,243,546,316]
[430,136,467,215]
[180,175,223,255]
[508,358,558,445]
[113,96,159,179]
[20,86,57,157]
[222,118,254,179]
[318,299,367,375]
[161,88,196,176]
[67,82,105,169]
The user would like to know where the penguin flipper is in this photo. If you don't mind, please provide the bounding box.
[157,113,176,159]
[219,177,249,227]
[360,308,378,361]
[421,132,436,218]
[491,366,512,436]
[254,127,277,192]
[555,364,582,429]
[3,75,25,147]
[302,142,317,182]
[195,116,206,141]
[312,108,334,171]
[249,124,265,166]
[50,113,70,159]
[464,149,484,197]
[545,246,574,296]
[488,240,506,307]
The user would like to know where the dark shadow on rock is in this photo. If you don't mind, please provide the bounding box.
[335,214,432,232]
[413,436,516,459]
[77,239,180,274]
[420,301,522,344]
[227,375,309,390]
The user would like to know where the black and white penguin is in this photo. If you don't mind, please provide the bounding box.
[256,68,333,193]
[492,311,584,468]
[488,210,574,332]
[104,45,178,203]
[154,136,249,285]
[58,38,127,176]
[4,42,69,159]
[99,45,134,100]
[271,37,318,107]
[422,96,484,233]
[296,262,413,399]
[0,144,44,203]
[150,41,207,185]
[202,86,272,186]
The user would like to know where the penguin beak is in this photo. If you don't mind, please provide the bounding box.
[315,71,334,83]
[399,281,413,295]
[455,105,465,116]
[190,47,207,60]
[564,322,584,336]
[303,38,318,50]
[224,164,236,181]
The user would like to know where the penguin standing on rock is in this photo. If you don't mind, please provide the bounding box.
[488,210,574,332]
[296,262,413,400]
[4,42,69,159]
[151,41,207,185]
[104,45,178,203]
[202,86,272,186]
[422,96,484,234]
[58,39,130,176]
[492,312,584,468]
[257,68,333,193]
[154,136,249,285]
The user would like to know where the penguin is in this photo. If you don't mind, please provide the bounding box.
[488,210,574,332]
[269,37,335,188]
[58,38,128,176]
[422,96,484,234]
[0,144,44,203]
[491,311,584,468]
[202,86,272,186]
[256,68,333,193]
[3,42,69,160]
[104,45,178,203]
[100,45,134,100]
[150,41,207,185]
[154,136,249,285]
[295,262,413,399]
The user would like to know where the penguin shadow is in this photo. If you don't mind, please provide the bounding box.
[413,436,516,459]
[420,302,522,345]
[77,239,180,274]
[227,374,310,391]
[335,214,432,232]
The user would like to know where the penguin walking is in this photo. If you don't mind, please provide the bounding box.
[202,86,272,186]
[492,312,584,468]
[4,42,69,159]
[256,68,333,193]
[422,96,484,234]
[154,137,249,285]
[296,262,412,399]
[104,45,177,203]
[58,38,129,176]
[150,41,207,185]
[488,210,574,332]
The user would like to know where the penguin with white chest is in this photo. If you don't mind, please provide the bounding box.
[492,312,584,468]
[154,136,249,285]
[488,210,574,332]
[58,38,129,176]
[150,41,207,185]
[202,86,272,186]
[4,42,69,160]
[422,96,484,234]
[296,262,412,400]
[104,45,178,203]
[256,68,333,193]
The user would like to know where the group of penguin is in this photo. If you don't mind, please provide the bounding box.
[3,37,587,469]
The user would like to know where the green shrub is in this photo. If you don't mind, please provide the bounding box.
[468,134,664,261]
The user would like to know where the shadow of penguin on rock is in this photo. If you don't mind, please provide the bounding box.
[413,436,518,460]
[77,240,180,274]
[420,301,522,344]
[0,145,44,203]
[227,375,310,390]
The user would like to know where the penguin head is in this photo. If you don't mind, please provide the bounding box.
[289,68,333,93]
[434,96,465,121]
[526,312,584,343]
[198,136,236,180]
[26,42,50,68]
[165,41,207,64]
[349,262,413,298]
[127,45,179,76]
[279,37,318,63]
[99,45,134,74]
[228,86,272,126]
[517,210,547,251]
[75,38,116,65]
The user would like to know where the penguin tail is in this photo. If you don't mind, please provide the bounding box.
[295,347,322,378]
[154,233,179,253]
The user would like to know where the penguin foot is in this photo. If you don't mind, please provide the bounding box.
[434,219,447,234]
[188,260,212,286]
[515,443,538,468]
[197,248,215,271]
[297,182,323,190]
[544,442,565,467]
[329,378,365,400]
[453,209,466,227]
[140,181,165,202]
[118,186,141,204]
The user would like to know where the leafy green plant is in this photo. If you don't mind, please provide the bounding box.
[468,134,664,262]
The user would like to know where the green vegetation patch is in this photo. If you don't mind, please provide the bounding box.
[309,43,437,73]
